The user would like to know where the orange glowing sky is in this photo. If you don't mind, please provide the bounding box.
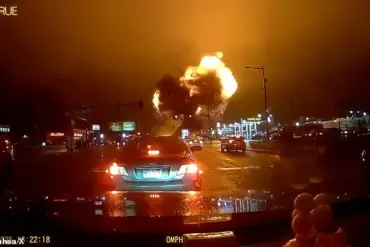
[1,0,370,124]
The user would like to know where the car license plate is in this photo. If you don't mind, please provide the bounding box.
[143,169,162,178]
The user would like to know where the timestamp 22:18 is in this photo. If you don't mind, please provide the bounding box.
[21,236,51,244]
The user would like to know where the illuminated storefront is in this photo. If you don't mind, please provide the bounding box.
[46,132,66,146]
[0,125,10,133]
[218,117,263,140]
[73,132,84,140]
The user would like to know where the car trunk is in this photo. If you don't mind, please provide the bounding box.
[120,155,193,182]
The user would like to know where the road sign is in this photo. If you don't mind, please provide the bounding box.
[110,122,136,132]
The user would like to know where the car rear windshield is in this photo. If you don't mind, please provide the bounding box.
[122,136,189,156]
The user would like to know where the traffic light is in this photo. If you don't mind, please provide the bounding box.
[138,100,144,109]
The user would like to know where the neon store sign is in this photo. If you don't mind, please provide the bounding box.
[49,132,64,137]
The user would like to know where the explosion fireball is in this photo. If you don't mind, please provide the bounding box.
[153,52,238,120]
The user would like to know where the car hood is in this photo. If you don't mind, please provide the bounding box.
[3,189,358,234]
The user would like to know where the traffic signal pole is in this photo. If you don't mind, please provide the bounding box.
[244,66,269,139]
[261,66,269,139]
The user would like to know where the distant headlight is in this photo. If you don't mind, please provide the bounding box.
[148,150,160,155]
[189,141,193,144]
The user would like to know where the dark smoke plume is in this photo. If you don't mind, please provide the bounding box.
[155,72,224,116]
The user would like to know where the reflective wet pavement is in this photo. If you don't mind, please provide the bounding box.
[10,144,369,197]
[3,145,369,247]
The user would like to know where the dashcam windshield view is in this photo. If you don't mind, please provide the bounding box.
[1,1,370,246]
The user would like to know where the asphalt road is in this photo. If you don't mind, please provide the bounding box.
[196,144,368,195]
[9,144,369,197]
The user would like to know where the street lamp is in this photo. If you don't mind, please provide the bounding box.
[244,66,269,138]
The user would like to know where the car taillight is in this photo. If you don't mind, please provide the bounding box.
[187,164,198,173]
[108,162,128,176]
[177,164,198,176]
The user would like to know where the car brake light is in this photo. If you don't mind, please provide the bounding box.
[108,162,128,176]
[177,164,198,176]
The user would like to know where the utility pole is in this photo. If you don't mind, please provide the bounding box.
[262,66,269,139]
[244,66,269,139]
[290,93,296,125]
[66,110,75,152]
[35,99,41,147]
[208,113,212,144]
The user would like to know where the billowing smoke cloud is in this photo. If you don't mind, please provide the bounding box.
[153,52,237,120]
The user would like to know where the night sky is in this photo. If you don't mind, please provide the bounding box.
[1,0,370,131]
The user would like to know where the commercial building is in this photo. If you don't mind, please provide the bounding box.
[321,116,369,132]
[217,115,274,140]
[0,124,12,155]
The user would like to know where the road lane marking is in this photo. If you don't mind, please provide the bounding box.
[214,164,268,171]
[201,162,236,171]
[221,162,236,167]
[221,157,237,163]
[216,166,260,171]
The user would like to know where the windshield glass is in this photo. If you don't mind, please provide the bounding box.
[2,2,370,246]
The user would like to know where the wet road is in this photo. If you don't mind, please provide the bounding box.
[10,144,369,196]
[196,144,367,195]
